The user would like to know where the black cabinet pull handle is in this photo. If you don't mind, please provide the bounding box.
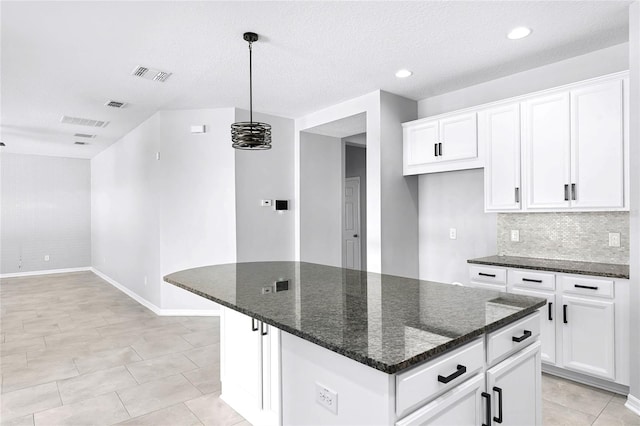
[434,143,438,157]
[571,183,577,200]
[493,386,503,423]
[251,318,259,332]
[481,392,492,426]
[522,278,543,283]
[260,322,268,336]
[438,142,443,156]
[437,364,467,384]
[515,187,520,203]
[479,273,496,278]
[512,330,532,342]
[574,284,598,290]
[548,302,553,321]
[563,304,568,324]
[564,184,569,201]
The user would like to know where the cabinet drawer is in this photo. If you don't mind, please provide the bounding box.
[509,269,555,290]
[469,265,506,284]
[561,275,614,298]
[487,312,540,366]
[396,339,484,418]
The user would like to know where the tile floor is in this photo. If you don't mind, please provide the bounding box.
[1,271,639,425]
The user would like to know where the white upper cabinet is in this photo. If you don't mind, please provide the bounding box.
[403,112,480,175]
[570,79,625,209]
[480,103,522,211]
[522,92,572,210]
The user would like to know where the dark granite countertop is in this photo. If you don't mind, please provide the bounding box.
[467,255,629,279]
[164,261,545,374]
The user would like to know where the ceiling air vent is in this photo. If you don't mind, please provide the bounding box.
[74,141,89,145]
[131,65,172,83]
[105,100,127,108]
[74,133,96,138]
[61,116,109,128]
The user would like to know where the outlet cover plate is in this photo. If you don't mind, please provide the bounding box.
[315,383,337,414]
[608,232,621,247]
[510,230,520,242]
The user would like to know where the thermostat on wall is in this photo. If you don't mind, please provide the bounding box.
[275,200,289,211]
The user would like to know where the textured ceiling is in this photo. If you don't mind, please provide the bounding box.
[0,1,631,158]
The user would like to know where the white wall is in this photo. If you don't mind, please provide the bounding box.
[419,43,629,117]
[299,132,343,267]
[235,110,295,262]
[419,169,497,284]
[1,153,91,274]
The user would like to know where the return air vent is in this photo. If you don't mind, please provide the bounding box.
[61,116,109,128]
[105,100,127,108]
[74,141,89,145]
[74,133,96,138]
[131,65,172,83]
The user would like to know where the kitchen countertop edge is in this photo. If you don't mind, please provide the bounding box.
[467,256,629,279]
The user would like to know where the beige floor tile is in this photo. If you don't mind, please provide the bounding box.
[1,359,78,393]
[73,346,142,375]
[183,344,220,369]
[593,400,640,426]
[185,393,244,426]
[131,335,194,360]
[0,354,27,373]
[126,353,197,384]
[180,317,220,332]
[57,365,137,404]
[0,382,61,422]
[43,328,101,348]
[181,330,219,348]
[33,392,130,426]
[0,414,34,426]
[183,366,221,395]
[543,399,596,426]
[117,374,202,418]
[116,403,203,426]
[0,337,45,356]
[542,373,613,417]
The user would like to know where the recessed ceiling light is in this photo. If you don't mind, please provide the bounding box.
[507,27,532,40]
[395,69,413,78]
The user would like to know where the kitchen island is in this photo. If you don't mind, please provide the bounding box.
[165,261,546,426]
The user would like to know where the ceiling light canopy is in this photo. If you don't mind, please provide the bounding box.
[507,26,532,40]
[231,32,272,150]
[395,69,413,78]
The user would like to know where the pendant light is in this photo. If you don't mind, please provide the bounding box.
[231,32,272,150]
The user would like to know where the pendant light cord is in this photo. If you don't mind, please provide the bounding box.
[249,41,253,124]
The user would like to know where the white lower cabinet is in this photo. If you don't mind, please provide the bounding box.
[221,307,280,426]
[511,288,556,364]
[561,295,615,380]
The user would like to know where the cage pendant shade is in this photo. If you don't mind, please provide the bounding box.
[232,32,272,150]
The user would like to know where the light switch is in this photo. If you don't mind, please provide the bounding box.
[261,199,272,207]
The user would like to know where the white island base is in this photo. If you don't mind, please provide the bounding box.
[220,307,541,426]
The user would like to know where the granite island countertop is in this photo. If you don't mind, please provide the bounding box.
[165,261,545,374]
[467,255,629,279]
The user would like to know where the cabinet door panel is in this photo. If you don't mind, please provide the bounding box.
[486,341,542,426]
[562,295,615,380]
[406,121,439,166]
[523,93,571,209]
[511,288,556,364]
[481,104,521,211]
[570,80,624,209]
[439,113,477,162]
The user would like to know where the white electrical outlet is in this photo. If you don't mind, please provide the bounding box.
[608,232,621,247]
[315,383,338,414]
[449,228,457,240]
[44,255,50,262]
[510,230,520,242]
[261,199,272,207]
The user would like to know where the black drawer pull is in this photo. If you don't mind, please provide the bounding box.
[493,386,503,423]
[512,330,532,342]
[574,284,598,290]
[437,364,467,384]
[260,321,268,336]
[479,273,496,278]
[481,392,492,426]
[548,302,553,321]
[563,304,568,324]
[251,318,259,332]
[522,278,543,283]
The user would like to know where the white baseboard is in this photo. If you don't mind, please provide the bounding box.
[626,394,640,416]
[0,267,91,279]
[90,267,219,317]
[542,364,629,395]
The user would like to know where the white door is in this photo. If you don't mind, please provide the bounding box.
[396,374,486,426]
[343,177,361,270]
[511,288,556,364]
[439,112,478,162]
[221,308,263,410]
[562,295,615,380]
[570,79,625,209]
[481,104,522,211]
[486,341,542,426]
[523,93,571,209]
[406,120,439,166]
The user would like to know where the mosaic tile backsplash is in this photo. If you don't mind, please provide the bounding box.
[497,212,629,265]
